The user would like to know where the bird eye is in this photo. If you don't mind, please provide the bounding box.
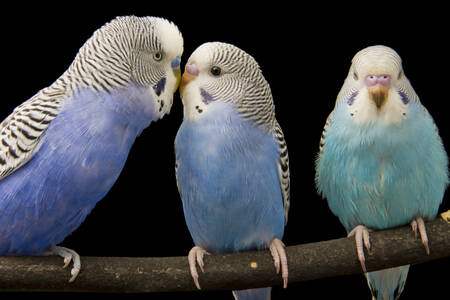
[398,70,403,80]
[353,72,359,80]
[153,52,163,61]
[210,66,222,76]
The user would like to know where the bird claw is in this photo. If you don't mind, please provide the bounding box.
[188,246,210,290]
[348,225,371,273]
[63,256,72,268]
[441,210,450,223]
[410,217,430,255]
[45,245,81,282]
[269,238,288,288]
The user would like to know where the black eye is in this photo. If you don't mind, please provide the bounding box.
[210,66,222,76]
[153,52,163,61]
[353,71,359,80]
[398,70,403,80]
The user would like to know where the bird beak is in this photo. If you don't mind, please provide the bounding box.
[180,61,199,96]
[368,85,389,109]
[171,57,181,91]
[173,67,181,90]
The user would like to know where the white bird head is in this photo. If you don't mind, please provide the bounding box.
[66,16,184,118]
[179,42,276,127]
[337,45,418,125]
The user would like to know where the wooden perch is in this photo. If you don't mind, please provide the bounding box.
[0,213,449,293]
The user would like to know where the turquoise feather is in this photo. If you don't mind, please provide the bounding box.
[316,100,448,232]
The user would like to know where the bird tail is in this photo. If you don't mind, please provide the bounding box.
[232,287,271,300]
[365,265,410,300]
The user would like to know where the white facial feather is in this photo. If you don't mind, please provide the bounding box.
[349,87,408,125]
[181,44,215,121]
[154,18,184,60]
[181,82,205,121]
[151,18,183,119]
[340,45,413,125]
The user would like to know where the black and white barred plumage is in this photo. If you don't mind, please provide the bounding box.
[0,16,183,179]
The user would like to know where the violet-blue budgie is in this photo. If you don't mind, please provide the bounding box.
[174,42,290,299]
[0,16,183,281]
[315,45,448,300]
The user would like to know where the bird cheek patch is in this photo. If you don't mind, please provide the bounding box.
[200,89,215,104]
[153,77,166,96]
[398,91,410,104]
[347,91,359,106]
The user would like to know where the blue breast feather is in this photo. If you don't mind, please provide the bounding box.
[175,102,285,253]
[316,101,449,232]
[0,86,157,255]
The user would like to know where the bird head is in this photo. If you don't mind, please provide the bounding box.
[179,42,275,127]
[337,45,418,125]
[72,16,183,119]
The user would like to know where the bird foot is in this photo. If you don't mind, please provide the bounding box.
[440,210,450,223]
[44,245,81,282]
[188,246,210,290]
[269,238,288,288]
[348,225,371,273]
[410,217,430,255]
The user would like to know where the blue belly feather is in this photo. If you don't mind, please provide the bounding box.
[0,86,157,254]
[175,102,285,253]
[316,101,448,232]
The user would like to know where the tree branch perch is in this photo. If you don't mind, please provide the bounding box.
[1,214,449,293]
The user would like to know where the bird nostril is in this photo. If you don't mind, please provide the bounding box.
[185,62,199,76]
[171,56,181,69]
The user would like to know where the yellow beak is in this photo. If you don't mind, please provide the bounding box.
[179,72,196,97]
[173,67,181,91]
[368,85,389,109]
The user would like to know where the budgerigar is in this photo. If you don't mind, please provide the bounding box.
[315,45,448,299]
[174,42,290,299]
[0,16,183,281]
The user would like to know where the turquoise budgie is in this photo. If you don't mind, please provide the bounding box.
[315,45,448,299]
[0,16,183,281]
[175,42,289,299]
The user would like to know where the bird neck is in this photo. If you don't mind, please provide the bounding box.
[331,100,435,152]
[178,101,275,158]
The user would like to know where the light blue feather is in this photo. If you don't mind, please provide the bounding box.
[316,99,448,300]
[175,102,284,300]
[365,266,410,300]
[176,102,285,254]
[0,85,158,255]
[233,287,271,300]
[316,101,448,231]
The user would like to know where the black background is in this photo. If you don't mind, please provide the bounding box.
[2,4,449,299]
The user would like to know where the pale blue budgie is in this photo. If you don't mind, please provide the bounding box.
[174,42,290,299]
[315,45,449,299]
[0,16,183,281]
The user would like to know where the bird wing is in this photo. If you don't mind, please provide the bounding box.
[174,158,182,200]
[273,121,290,225]
[0,88,65,180]
[318,111,333,154]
